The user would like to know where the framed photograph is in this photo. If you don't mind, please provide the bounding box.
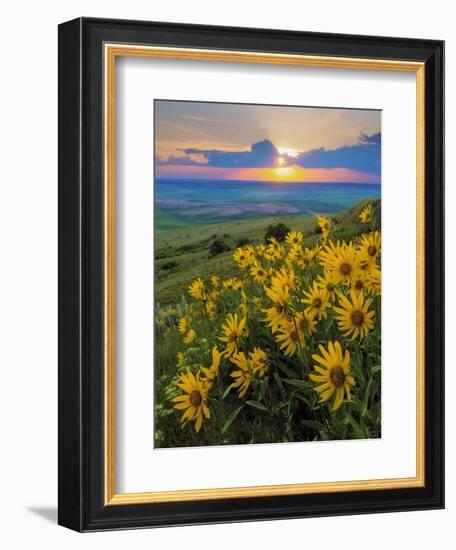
[58,17,444,531]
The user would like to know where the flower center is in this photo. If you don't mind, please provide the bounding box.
[340,262,351,275]
[290,330,298,342]
[355,280,364,290]
[313,298,322,308]
[368,245,377,257]
[228,332,238,343]
[190,390,202,407]
[330,366,345,388]
[275,304,284,314]
[258,270,264,277]
[299,318,309,330]
[351,310,364,327]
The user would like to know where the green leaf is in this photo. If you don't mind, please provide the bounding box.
[273,371,284,392]
[346,414,366,439]
[258,379,268,402]
[293,393,313,408]
[283,378,313,390]
[371,365,381,375]
[222,384,233,399]
[221,405,244,434]
[361,378,374,417]
[342,398,361,412]
[302,420,325,431]
[276,362,299,379]
[246,400,269,412]
[271,402,288,414]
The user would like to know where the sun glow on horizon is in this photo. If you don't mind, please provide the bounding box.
[155,164,380,184]
[274,166,296,180]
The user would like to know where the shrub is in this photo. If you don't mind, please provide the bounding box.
[236,237,251,247]
[209,239,230,258]
[265,222,291,243]
[161,260,179,270]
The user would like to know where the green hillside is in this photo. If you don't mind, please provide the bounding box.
[155,199,380,305]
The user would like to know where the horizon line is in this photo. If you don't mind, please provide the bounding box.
[154,177,381,185]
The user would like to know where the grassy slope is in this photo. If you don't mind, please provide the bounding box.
[155,199,380,305]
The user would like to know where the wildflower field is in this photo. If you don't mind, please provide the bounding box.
[154,200,381,447]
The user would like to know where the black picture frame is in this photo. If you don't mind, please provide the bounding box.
[58,17,444,532]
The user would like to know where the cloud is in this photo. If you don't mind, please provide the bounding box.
[296,132,381,175]
[155,155,202,166]
[180,140,292,168]
[157,133,381,175]
[359,131,381,145]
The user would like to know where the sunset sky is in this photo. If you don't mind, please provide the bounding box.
[155,100,381,183]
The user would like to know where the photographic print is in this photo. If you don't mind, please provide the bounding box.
[154,100,381,448]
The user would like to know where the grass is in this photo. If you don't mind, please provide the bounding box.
[155,199,379,305]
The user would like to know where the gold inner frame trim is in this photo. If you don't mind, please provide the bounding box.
[104,43,426,506]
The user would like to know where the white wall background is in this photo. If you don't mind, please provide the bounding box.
[0,0,451,547]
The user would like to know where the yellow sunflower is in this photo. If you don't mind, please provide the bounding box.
[322,241,361,284]
[188,278,206,301]
[275,266,299,291]
[183,328,197,344]
[263,276,291,332]
[367,265,381,296]
[350,269,370,294]
[250,347,268,376]
[309,341,355,411]
[294,310,317,336]
[255,243,267,258]
[176,351,185,368]
[229,351,252,397]
[250,261,270,284]
[171,369,211,432]
[285,230,304,246]
[307,245,322,263]
[316,214,332,240]
[275,311,316,357]
[210,275,220,288]
[358,231,381,266]
[178,316,190,335]
[210,289,220,301]
[275,317,303,357]
[223,277,243,290]
[201,346,222,384]
[218,313,246,356]
[316,271,337,301]
[239,289,252,317]
[233,247,254,270]
[302,282,331,320]
[359,203,372,224]
[333,289,375,339]
[265,237,284,261]
[204,299,216,319]
[286,243,304,266]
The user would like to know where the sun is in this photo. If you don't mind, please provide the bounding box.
[275,166,294,179]
[277,156,285,166]
[277,146,299,158]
